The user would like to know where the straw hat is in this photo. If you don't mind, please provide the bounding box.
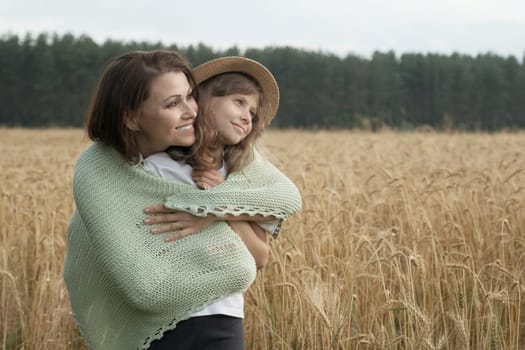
[192,56,279,125]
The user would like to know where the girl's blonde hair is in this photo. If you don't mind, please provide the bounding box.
[185,72,266,173]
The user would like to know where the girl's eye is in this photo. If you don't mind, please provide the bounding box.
[167,101,179,108]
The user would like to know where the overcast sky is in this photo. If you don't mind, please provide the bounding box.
[1,0,524,59]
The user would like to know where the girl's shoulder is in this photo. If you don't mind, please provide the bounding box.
[143,152,194,185]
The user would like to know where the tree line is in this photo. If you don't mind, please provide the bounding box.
[1,32,525,130]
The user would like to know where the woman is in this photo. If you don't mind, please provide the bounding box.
[63,50,301,350]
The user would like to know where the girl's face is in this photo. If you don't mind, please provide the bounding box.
[207,93,259,146]
[129,71,198,157]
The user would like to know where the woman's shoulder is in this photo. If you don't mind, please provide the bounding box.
[77,142,120,163]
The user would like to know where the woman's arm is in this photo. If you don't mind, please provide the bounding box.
[144,204,278,238]
[144,204,270,269]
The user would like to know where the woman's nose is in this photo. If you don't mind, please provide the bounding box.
[182,101,198,119]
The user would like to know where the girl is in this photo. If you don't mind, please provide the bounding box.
[143,57,286,349]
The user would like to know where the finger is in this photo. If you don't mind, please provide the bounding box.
[194,181,209,190]
[192,174,210,183]
[164,234,183,242]
[144,211,191,225]
[193,170,223,183]
[206,172,223,183]
[151,222,184,234]
[144,204,170,214]
[209,175,224,186]
[163,229,194,242]
[192,169,218,176]
[145,214,174,225]
[191,169,205,177]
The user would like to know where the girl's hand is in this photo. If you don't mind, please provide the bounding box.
[144,204,215,242]
[192,169,224,190]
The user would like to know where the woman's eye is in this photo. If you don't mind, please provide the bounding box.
[167,101,179,108]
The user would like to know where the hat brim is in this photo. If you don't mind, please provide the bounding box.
[192,56,279,125]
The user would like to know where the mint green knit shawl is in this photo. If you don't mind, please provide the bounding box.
[63,143,302,350]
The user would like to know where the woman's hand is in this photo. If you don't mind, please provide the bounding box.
[192,169,224,190]
[144,204,215,242]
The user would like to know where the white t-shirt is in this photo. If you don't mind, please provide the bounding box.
[143,152,278,318]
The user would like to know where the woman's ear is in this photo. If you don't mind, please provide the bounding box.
[125,112,140,131]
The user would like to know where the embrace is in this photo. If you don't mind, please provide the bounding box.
[63,50,302,350]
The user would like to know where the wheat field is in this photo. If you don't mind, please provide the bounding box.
[1,128,524,350]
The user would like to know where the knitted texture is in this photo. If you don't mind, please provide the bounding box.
[63,143,302,350]
[164,151,302,220]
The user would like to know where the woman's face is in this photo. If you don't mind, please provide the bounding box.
[207,93,259,146]
[130,71,198,157]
